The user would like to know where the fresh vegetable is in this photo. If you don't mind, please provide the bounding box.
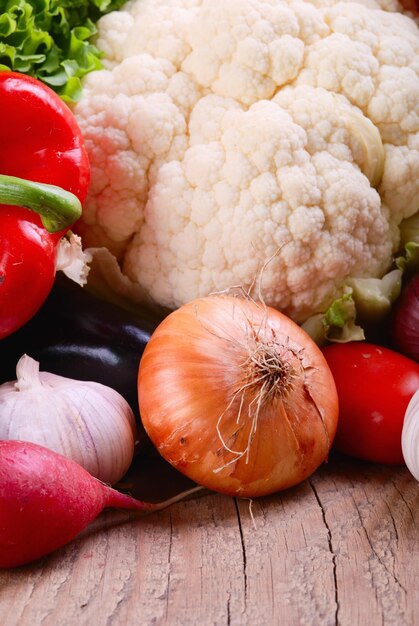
[138,295,339,497]
[322,343,419,465]
[399,0,419,13]
[0,0,127,103]
[0,72,90,202]
[0,175,83,233]
[402,390,419,481]
[0,71,90,338]
[391,274,419,362]
[0,273,164,432]
[0,195,81,341]
[0,354,137,485]
[302,235,419,346]
[301,288,364,345]
[399,212,419,250]
[0,440,199,568]
[73,0,419,324]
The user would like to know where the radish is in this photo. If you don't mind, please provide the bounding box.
[0,440,198,568]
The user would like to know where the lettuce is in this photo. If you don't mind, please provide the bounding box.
[0,0,127,103]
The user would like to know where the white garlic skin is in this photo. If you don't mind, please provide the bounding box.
[0,355,137,485]
[402,390,419,482]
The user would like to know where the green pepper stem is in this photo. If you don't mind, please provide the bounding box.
[0,174,82,233]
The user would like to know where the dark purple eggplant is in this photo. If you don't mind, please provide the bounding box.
[0,274,166,436]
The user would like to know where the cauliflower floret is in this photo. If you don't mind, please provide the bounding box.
[75,53,200,256]
[295,4,419,217]
[74,0,419,322]
[123,92,392,321]
[96,0,201,68]
[181,0,310,105]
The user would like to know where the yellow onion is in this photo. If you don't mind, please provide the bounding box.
[138,295,339,497]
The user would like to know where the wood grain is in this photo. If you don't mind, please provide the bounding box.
[0,456,417,626]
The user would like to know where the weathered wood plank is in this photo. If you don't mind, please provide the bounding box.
[310,461,418,626]
[0,458,417,626]
[235,480,339,626]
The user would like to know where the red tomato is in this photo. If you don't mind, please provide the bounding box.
[322,343,419,465]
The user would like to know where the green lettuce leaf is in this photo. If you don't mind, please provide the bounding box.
[0,0,127,102]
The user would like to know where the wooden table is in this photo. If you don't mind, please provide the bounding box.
[0,452,417,626]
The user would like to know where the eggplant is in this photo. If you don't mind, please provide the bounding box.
[0,274,166,436]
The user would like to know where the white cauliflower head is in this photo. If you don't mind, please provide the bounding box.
[74,0,419,322]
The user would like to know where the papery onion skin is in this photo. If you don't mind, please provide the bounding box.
[392,275,419,362]
[138,296,339,497]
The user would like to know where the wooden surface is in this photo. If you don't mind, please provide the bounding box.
[0,453,417,626]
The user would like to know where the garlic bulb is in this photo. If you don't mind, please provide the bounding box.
[402,390,419,482]
[0,355,137,485]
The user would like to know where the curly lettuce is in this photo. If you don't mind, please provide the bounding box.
[0,0,127,102]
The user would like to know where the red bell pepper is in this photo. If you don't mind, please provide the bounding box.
[0,71,90,339]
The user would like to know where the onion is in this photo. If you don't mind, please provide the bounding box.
[138,295,339,497]
[392,274,419,362]
[402,390,419,481]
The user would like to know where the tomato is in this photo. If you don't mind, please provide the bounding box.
[322,342,419,465]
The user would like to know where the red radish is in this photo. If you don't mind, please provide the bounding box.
[0,440,196,568]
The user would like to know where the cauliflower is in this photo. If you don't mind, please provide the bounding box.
[74,0,419,323]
